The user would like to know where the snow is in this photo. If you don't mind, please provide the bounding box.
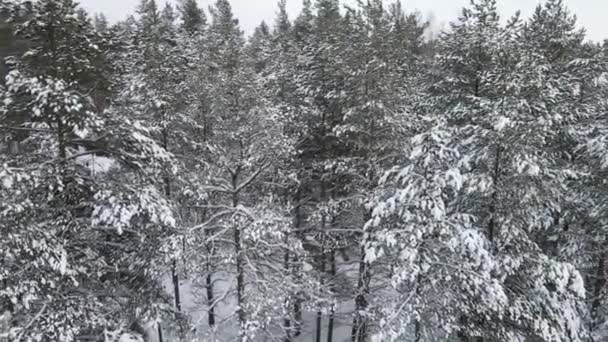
[74,147,116,174]
[1,0,606,340]
[118,333,144,342]
[494,116,511,131]
[147,265,362,342]
[0,172,13,189]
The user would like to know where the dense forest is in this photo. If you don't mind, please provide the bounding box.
[0,0,607,341]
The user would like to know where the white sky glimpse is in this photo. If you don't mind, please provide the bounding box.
[79,0,608,42]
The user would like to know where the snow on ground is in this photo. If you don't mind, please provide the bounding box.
[74,146,116,174]
[146,261,360,342]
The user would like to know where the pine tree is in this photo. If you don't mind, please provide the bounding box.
[248,21,272,74]
[387,1,429,75]
[527,2,608,340]
[335,2,415,341]
[178,0,206,35]
[293,0,313,44]
[0,1,177,340]
[11,0,108,91]
[93,13,109,32]
[113,1,196,336]
[263,3,320,338]
[2,0,607,340]
[189,1,320,340]
[368,1,589,341]
[291,1,349,340]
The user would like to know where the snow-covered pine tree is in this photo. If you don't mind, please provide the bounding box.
[335,2,416,341]
[247,21,272,75]
[0,1,177,340]
[93,12,109,33]
[109,0,197,336]
[178,2,325,341]
[2,0,607,341]
[368,0,589,341]
[293,0,314,46]
[386,1,429,78]
[288,1,351,340]
[178,0,206,36]
[259,3,324,338]
[529,2,608,339]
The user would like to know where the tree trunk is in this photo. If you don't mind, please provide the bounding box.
[157,323,164,342]
[163,129,182,317]
[202,205,216,327]
[294,297,302,337]
[172,260,181,313]
[283,315,291,342]
[163,130,181,316]
[232,172,246,339]
[283,222,291,342]
[414,321,422,342]
[206,272,215,326]
[327,250,336,342]
[315,308,323,342]
[315,253,326,342]
[201,106,215,329]
[235,223,246,337]
[293,189,303,337]
[413,269,422,342]
[352,223,371,342]
[351,315,358,342]
[235,227,245,331]
[315,173,328,342]
[591,240,607,329]
[488,144,501,242]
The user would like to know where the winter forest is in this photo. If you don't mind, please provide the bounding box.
[0,0,607,341]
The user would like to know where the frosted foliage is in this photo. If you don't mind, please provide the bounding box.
[366,122,510,341]
[93,186,176,234]
[1,0,607,341]
[4,70,101,137]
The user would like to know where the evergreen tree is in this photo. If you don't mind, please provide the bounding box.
[1,1,607,341]
[182,2,325,341]
[93,12,109,32]
[337,2,414,340]
[112,1,197,337]
[0,1,177,340]
[293,0,313,44]
[528,2,608,340]
[248,21,272,74]
[178,0,206,35]
[292,1,349,340]
[368,1,590,341]
[11,0,108,90]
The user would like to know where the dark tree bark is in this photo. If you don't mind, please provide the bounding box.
[315,308,323,342]
[232,169,246,338]
[283,229,291,342]
[200,114,215,327]
[292,188,303,338]
[488,144,501,242]
[294,297,302,337]
[315,253,326,342]
[414,321,422,342]
[591,240,607,329]
[327,250,336,342]
[206,272,215,327]
[157,323,164,342]
[171,259,181,313]
[352,221,371,342]
[163,129,181,315]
